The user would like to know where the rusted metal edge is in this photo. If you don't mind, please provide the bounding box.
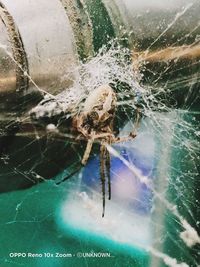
[133,45,200,64]
[59,0,94,60]
[0,1,29,94]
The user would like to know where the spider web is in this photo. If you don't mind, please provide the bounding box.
[0,7,200,267]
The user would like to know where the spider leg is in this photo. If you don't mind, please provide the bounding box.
[56,163,82,185]
[92,132,113,139]
[129,107,141,136]
[81,137,94,166]
[105,147,111,200]
[100,143,106,217]
[134,107,141,131]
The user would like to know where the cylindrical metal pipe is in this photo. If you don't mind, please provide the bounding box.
[1,0,200,114]
[0,18,16,95]
[0,0,78,108]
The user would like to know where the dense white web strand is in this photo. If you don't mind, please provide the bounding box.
[30,44,144,120]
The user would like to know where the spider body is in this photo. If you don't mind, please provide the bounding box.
[72,84,138,217]
[73,84,117,141]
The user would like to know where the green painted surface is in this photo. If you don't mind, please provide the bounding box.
[0,180,149,267]
[85,0,115,52]
[164,111,200,267]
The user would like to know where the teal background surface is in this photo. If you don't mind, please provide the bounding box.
[0,180,149,267]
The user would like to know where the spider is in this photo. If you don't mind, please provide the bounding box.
[60,84,140,217]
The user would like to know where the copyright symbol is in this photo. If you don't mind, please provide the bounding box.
[77,252,82,258]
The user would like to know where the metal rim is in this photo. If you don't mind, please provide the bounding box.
[0,1,29,95]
